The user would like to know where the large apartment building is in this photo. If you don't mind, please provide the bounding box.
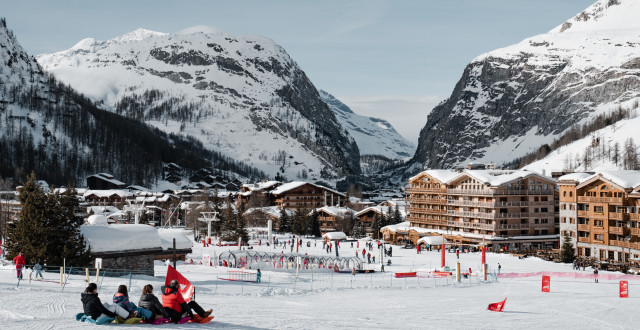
[559,171,640,263]
[406,170,557,244]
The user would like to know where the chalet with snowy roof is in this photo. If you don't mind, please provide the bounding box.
[244,206,293,227]
[80,221,192,276]
[355,205,406,236]
[312,206,354,234]
[271,181,346,210]
[238,180,282,206]
[406,169,558,246]
[83,190,132,204]
[558,170,640,267]
[86,173,126,190]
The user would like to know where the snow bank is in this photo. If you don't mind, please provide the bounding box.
[86,215,109,226]
[80,224,162,253]
[322,232,347,241]
[158,229,193,250]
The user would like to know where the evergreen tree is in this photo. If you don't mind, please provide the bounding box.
[560,232,576,263]
[235,201,249,244]
[278,208,291,234]
[310,210,321,237]
[292,208,307,236]
[353,221,364,239]
[393,205,402,224]
[6,173,91,266]
[371,213,381,239]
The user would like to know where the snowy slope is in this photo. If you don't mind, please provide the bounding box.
[319,90,415,159]
[413,0,640,169]
[37,28,361,181]
[524,113,640,174]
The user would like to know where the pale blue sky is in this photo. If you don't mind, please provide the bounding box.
[2,0,595,142]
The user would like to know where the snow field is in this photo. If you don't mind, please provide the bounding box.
[1,237,639,328]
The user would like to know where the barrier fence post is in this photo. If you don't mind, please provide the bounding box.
[60,267,63,286]
[85,268,89,284]
[95,268,100,283]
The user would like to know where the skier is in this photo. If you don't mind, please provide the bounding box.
[362,248,366,258]
[417,245,421,254]
[367,253,371,263]
[456,249,460,259]
[82,283,129,320]
[34,261,44,279]
[113,285,153,320]
[256,269,262,283]
[388,246,393,257]
[13,252,25,279]
[497,263,502,274]
[594,268,599,283]
[138,284,170,320]
[162,279,212,323]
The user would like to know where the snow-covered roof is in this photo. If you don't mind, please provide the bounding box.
[83,190,132,198]
[80,224,162,253]
[87,205,120,215]
[271,181,344,197]
[158,229,193,251]
[322,232,347,241]
[244,206,292,218]
[313,206,353,217]
[409,170,460,183]
[578,170,640,190]
[459,170,556,187]
[381,221,411,233]
[417,236,448,246]
[87,215,109,226]
[354,205,406,219]
[87,173,125,186]
[558,172,594,183]
[242,180,281,192]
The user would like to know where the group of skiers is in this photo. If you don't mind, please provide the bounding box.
[81,280,212,324]
[11,252,45,280]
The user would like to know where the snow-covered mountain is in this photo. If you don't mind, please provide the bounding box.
[37,28,360,181]
[319,90,415,160]
[0,18,258,186]
[412,0,640,170]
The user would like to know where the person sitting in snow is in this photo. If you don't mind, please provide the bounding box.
[138,284,170,320]
[162,279,212,323]
[113,285,153,320]
[82,283,129,321]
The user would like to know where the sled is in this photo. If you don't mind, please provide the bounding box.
[74,312,115,325]
[114,316,143,324]
[144,318,170,325]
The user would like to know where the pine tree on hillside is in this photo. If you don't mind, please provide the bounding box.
[560,232,576,263]
[292,208,306,236]
[6,173,91,266]
[278,208,291,234]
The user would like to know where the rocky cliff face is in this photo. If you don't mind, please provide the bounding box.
[37,28,361,181]
[412,0,640,169]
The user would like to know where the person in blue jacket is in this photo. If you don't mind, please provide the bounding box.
[113,285,153,320]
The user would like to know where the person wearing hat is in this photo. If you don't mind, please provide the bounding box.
[161,279,211,323]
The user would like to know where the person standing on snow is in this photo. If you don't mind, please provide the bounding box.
[456,249,460,259]
[13,252,25,279]
[256,269,262,283]
[594,268,599,283]
[34,261,44,279]
[497,263,501,274]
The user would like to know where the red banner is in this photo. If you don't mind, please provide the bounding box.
[487,297,507,312]
[165,265,194,302]
[620,281,629,298]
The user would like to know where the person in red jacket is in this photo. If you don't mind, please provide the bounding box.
[161,280,211,323]
[13,252,25,279]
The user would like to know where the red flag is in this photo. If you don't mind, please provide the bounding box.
[165,265,194,302]
[487,297,507,312]
[620,281,629,298]
[542,275,550,292]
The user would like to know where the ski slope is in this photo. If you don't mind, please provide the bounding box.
[0,235,637,329]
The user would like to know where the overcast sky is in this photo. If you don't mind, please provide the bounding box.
[3,0,595,143]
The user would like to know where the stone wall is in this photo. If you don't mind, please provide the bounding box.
[101,254,155,276]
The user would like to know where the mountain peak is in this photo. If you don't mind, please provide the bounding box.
[111,28,168,43]
[551,0,638,33]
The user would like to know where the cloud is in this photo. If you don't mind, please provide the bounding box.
[337,94,443,144]
[177,25,221,35]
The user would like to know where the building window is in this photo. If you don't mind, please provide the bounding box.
[594,206,603,213]
[594,234,604,241]
[570,192,573,197]
[594,220,604,227]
